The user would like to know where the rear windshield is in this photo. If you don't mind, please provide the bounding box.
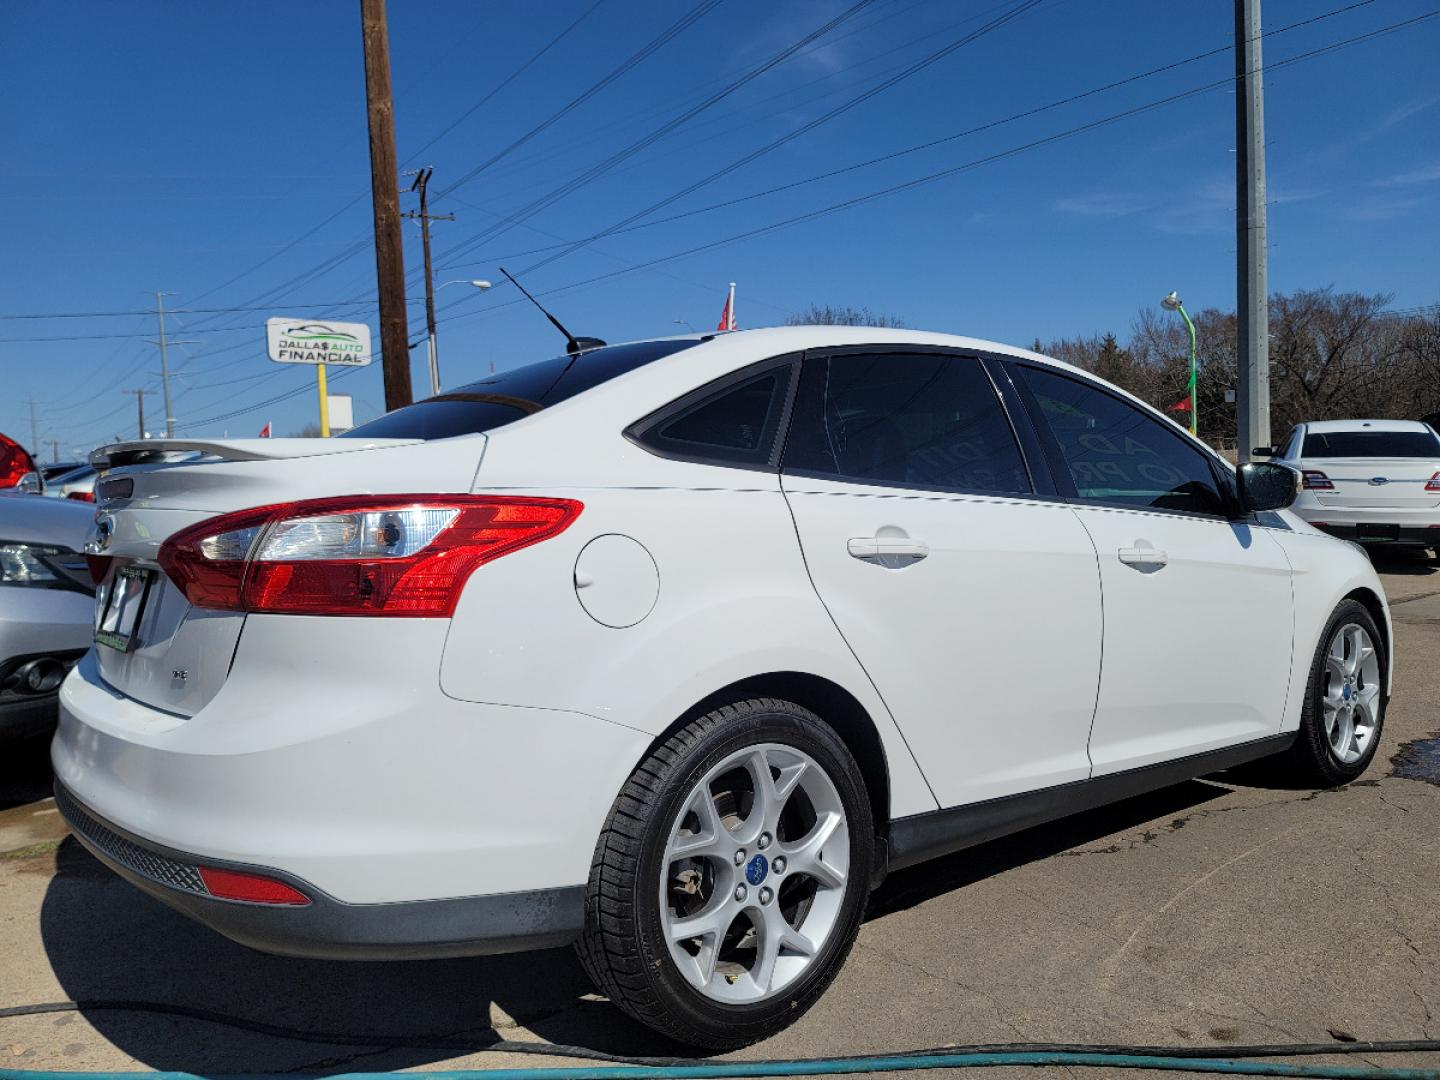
[341,339,699,440]
[1302,430,1440,458]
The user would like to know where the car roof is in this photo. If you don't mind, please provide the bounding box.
[648,325,1066,366]
[1302,419,1436,434]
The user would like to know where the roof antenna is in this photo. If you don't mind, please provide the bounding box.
[498,267,605,355]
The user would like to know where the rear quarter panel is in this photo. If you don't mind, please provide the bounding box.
[438,473,939,820]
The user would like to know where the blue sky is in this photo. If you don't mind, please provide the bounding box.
[2,0,1437,454]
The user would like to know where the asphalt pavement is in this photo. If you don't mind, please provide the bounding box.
[2,549,1437,1074]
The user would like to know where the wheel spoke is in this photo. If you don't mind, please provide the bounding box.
[1343,627,1361,677]
[669,784,728,859]
[668,901,733,948]
[783,810,847,891]
[1354,684,1381,729]
[1333,710,1355,760]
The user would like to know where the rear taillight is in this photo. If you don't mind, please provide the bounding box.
[1302,470,1334,490]
[1426,472,1440,492]
[0,433,36,490]
[158,495,582,617]
[66,490,95,503]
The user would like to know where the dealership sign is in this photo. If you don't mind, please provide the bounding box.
[266,318,373,366]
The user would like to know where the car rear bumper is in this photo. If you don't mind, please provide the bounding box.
[55,781,584,959]
[52,614,653,949]
[1290,503,1440,545]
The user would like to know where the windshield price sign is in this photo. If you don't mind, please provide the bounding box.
[266,318,373,367]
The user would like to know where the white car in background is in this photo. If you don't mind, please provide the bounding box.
[1265,419,1440,552]
[54,328,1390,1048]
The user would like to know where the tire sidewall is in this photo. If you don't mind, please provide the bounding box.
[632,703,873,1045]
[1301,599,1386,785]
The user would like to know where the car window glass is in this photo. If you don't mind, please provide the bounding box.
[637,367,791,466]
[783,353,1030,493]
[1020,365,1225,515]
[342,339,698,440]
[1301,430,1440,458]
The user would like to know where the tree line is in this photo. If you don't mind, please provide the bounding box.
[1035,289,1440,448]
[788,290,1440,450]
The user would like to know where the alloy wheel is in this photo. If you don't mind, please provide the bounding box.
[659,743,849,1004]
[1322,622,1381,765]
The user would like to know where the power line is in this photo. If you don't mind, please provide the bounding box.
[55,7,1435,441]
[438,0,1383,279]
[502,0,1049,279]
[433,11,1440,333]
[429,0,885,267]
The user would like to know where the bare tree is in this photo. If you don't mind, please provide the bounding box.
[1041,290,1440,449]
[786,304,908,328]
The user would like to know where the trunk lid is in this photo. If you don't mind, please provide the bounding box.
[88,435,487,716]
[1301,456,1440,508]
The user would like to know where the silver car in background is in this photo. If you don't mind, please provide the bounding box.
[0,494,96,743]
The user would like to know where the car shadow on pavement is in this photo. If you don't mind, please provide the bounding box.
[39,838,690,1073]
[1366,548,1437,576]
[38,779,1234,1072]
[867,778,1231,919]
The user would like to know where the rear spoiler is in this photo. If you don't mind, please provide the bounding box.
[90,437,420,470]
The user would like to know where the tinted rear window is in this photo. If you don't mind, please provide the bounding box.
[341,339,699,440]
[1302,431,1440,458]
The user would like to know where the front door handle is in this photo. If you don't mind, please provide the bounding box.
[848,537,930,562]
[1117,546,1168,567]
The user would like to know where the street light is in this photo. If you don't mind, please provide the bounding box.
[1162,291,1198,438]
[426,280,492,395]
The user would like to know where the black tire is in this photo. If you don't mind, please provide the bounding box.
[1275,598,1387,787]
[576,697,874,1049]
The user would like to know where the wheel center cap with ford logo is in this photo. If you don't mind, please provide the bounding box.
[745,853,769,885]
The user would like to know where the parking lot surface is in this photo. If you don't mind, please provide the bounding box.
[2,550,1438,1074]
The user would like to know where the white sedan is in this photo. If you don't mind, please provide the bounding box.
[55,327,1389,1048]
[1264,418,1440,552]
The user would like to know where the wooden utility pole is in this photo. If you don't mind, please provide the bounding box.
[359,0,412,411]
[403,167,454,396]
[124,388,154,439]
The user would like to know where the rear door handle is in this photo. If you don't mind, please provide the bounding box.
[1117,546,1168,566]
[848,537,930,562]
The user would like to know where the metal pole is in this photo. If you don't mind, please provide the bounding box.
[360,0,412,412]
[317,364,331,438]
[1236,0,1270,461]
[1178,303,1199,439]
[155,291,176,438]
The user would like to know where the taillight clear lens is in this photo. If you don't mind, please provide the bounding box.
[158,496,581,617]
[1302,470,1334,490]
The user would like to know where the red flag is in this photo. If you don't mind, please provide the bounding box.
[258,421,272,438]
[1167,398,1191,412]
[717,283,736,331]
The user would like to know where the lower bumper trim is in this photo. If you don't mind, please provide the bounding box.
[55,782,585,960]
[1311,523,1437,546]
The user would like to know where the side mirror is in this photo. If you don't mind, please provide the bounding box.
[1251,446,1279,458]
[1237,461,1299,513]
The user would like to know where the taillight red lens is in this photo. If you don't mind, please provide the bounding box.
[1426,472,1440,493]
[0,433,36,489]
[1302,470,1334,490]
[66,490,96,503]
[198,866,310,905]
[158,496,582,617]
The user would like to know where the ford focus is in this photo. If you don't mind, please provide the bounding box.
[54,327,1390,1048]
